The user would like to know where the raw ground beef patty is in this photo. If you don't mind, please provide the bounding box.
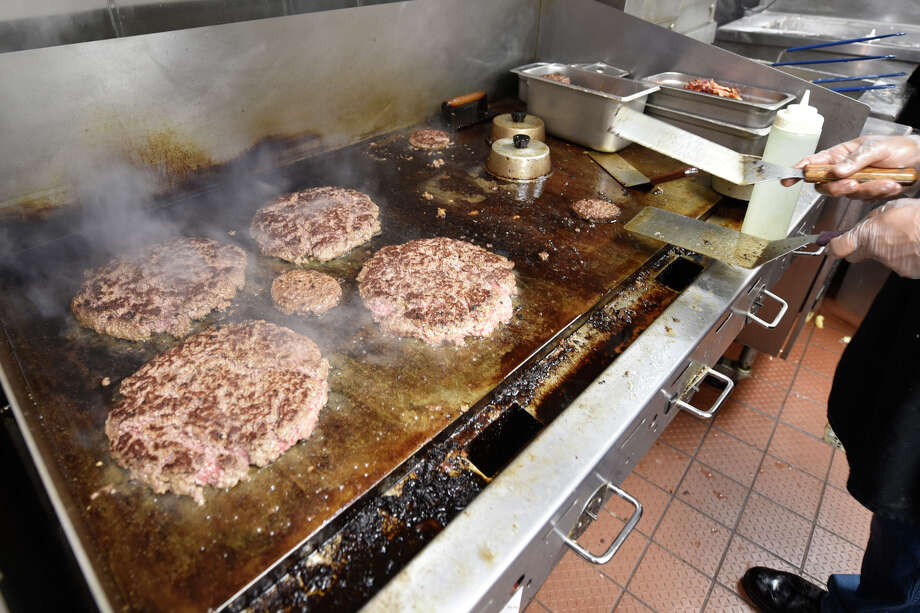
[572,198,623,222]
[71,237,246,341]
[408,129,451,150]
[105,321,329,505]
[271,270,341,315]
[357,237,517,345]
[250,186,381,263]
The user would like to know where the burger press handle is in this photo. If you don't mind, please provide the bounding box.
[441,90,491,130]
[670,366,735,420]
[555,482,642,565]
[513,134,530,148]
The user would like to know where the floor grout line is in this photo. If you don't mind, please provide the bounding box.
[618,405,714,611]
[707,323,817,599]
[666,401,718,612]
[710,414,835,465]
[623,590,660,612]
[795,362,836,379]
[673,457,822,532]
[608,585,626,612]
[663,419,834,497]
[800,445,841,578]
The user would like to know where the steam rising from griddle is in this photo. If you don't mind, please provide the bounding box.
[1,140,298,321]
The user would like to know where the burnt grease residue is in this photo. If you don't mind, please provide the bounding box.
[534,281,678,425]
[245,442,485,612]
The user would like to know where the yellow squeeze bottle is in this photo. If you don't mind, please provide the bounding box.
[741,90,824,240]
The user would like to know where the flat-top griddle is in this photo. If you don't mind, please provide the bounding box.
[0,119,720,612]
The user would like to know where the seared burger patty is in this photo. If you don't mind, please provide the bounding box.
[105,321,329,505]
[408,129,451,150]
[272,270,342,316]
[71,237,246,341]
[357,237,517,345]
[572,198,622,222]
[250,186,381,263]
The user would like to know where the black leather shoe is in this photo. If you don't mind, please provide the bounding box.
[740,566,826,613]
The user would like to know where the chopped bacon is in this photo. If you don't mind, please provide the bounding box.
[684,78,743,100]
[543,72,572,85]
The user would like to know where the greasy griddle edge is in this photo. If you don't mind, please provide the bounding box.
[0,118,721,612]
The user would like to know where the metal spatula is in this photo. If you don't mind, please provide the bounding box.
[624,207,843,269]
[588,151,701,189]
[611,106,918,186]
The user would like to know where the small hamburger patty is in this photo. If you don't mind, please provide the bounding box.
[544,72,572,84]
[250,187,381,263]
[408,129,451,150]
[572,198,623,222]
[272,270,342,315]
[357,237,517,345]
[105,321,329,505]
[71,237,246,341]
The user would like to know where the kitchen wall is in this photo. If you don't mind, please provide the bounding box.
[763,0,920,24]
[0,0,406,53]
[597,0,720,42]
[0,0,538,210]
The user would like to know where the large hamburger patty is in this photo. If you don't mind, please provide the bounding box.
[357,237,517,345]
[250,186,381,263]
[105,321,329,505]
[71,237,247,341]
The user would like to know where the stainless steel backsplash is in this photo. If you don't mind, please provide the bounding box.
[0,1,408,54]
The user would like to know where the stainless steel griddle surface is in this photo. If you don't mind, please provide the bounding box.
[0,120,720,612]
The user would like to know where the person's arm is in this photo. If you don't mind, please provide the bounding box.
[784,136,920,277]
[783,135,920,199]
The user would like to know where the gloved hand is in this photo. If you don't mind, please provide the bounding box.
[830,198,920,278]
[782,135,920,199]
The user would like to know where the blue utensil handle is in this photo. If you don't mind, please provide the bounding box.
[830,84,898,93]
[816,230,846,246]
[813,72,906,84]
[784,32,906,53]
[773,55,897,66]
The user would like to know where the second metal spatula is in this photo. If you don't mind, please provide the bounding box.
[625,207,843,269]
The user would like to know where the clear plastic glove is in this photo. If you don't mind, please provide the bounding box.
[830,198,920,278]
[781,135,920,199]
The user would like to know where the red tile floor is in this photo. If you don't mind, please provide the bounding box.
[527,310,868,613]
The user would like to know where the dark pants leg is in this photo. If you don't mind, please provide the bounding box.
[822,514,920,611]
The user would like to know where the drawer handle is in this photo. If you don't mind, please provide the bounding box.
[793,244,826,256]
[672,367,734,419]
[557,483,642,565]
[748,288,788,329]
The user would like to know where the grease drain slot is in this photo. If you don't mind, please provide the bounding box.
[655,257,703,292]
[466,404,543,478]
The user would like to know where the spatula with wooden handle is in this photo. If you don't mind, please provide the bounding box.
[624,207,848,269]
[743,160,918,185]
[611,106,919,186]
